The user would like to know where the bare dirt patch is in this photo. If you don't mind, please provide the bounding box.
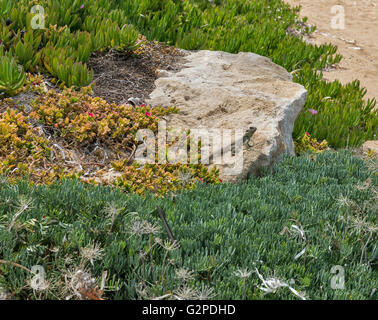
[284,0,378,104]
[87,39,187,105]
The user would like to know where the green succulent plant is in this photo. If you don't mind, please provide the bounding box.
[0,48,26,96]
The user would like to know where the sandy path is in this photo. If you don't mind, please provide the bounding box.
[284,0,378,104]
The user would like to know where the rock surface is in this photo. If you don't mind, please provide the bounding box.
[362,140,378,157]
[147,50,307,182]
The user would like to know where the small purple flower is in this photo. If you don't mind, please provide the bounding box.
[80,4,84,9]
[308,108,318,115]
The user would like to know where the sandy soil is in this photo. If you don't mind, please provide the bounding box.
[284,0,378,104]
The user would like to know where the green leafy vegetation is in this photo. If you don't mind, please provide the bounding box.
[0,80,219,194]
[0,151,376,299]
[0,0,141,87]
[294,131,329,155]
[0,48,26,96]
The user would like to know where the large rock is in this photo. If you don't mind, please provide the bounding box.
[146,50,307,182]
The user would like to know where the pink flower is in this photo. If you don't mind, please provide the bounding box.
[88,112,94,117]
[308,108,318,115]
[80,4,84,9]
[140,104,146,107]
[145,112,151,117]
[199,178,204,182]
[305,132,310,137]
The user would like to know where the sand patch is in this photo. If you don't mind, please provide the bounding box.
[284,0,377,104]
